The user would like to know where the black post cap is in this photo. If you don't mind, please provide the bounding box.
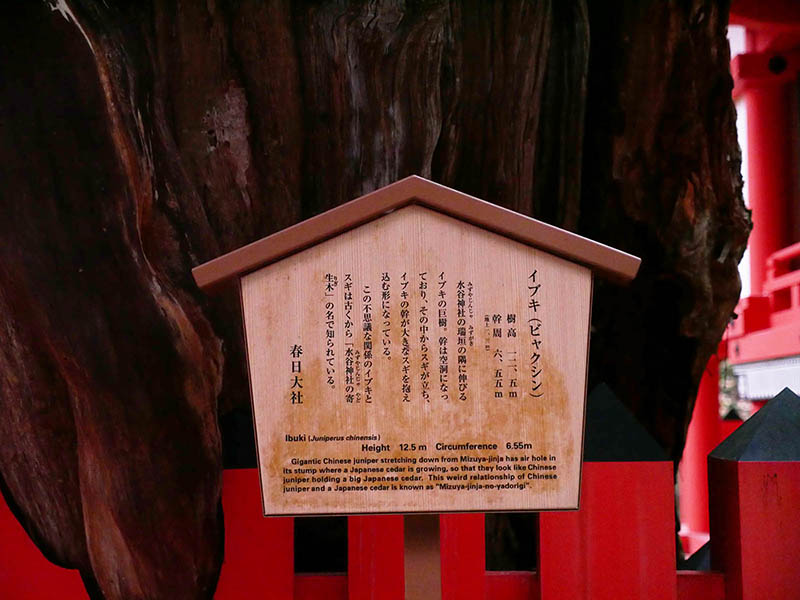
[583,383,667,462]
[710,387,800,462]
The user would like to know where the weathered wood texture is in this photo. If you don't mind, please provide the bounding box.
[0,0,747,597]
[242,205,592,515]
[582,0,749,460]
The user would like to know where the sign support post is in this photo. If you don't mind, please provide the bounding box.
[404,515,442,600]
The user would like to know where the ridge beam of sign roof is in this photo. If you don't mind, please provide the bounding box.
[192,176,641,292]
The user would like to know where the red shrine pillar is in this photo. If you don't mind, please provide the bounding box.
[741,32,794,296]
[678,349,721,554]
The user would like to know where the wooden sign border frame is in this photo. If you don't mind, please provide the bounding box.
[192,175,640,516]
[237,223,595,517]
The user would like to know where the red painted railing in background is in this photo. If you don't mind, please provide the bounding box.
[765,241,800,318]
[727,243,800,364]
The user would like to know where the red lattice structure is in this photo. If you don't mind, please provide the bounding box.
[5,451,795,600]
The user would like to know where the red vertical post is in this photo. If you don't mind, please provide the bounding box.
[215,469,294,599]
[708,388,800,600]
[678,350,720,554]
[439,513,485,600]
[538,462,677,600]
[742,34,794,296]
[709,459,800,599]
[348,515,404,600]
[708,389,800,599]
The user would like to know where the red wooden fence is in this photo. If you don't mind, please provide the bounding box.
[1,426,797,599]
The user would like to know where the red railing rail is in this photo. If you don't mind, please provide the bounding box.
[3,431,798,599]
[0,463,730,600]
[766,240,800,270]
[765,242,800,313]
[725,243,800,363]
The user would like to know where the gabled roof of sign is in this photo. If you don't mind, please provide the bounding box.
[192,175,641,291]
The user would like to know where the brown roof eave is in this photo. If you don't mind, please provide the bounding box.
[192,176,641,292]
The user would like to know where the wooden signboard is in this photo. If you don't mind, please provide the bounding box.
[194,176,639,516]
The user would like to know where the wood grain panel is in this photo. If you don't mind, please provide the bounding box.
[241,206,591,515]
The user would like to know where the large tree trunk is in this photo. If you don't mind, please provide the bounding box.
[0,1,748,597]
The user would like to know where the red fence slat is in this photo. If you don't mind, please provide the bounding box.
[538,461,677,600]
[710,458,800,600]
[440,513,485,599]
[216,469,294,599]
[347,515,404,600]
